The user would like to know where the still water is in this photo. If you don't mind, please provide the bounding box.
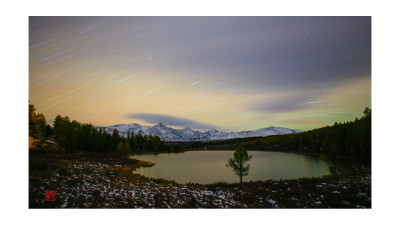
[130,150,334,184]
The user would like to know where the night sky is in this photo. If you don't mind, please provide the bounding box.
[29,17,371,131]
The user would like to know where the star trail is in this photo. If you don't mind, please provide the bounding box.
[29,16,371,131]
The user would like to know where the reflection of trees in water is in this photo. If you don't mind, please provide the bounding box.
[329,165,338,175]
[133,151,334,183]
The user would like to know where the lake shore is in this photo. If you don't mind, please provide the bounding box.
[130,148,352,176]
[29,150,371,208]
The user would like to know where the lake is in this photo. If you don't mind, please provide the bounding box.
[130,150,334,184]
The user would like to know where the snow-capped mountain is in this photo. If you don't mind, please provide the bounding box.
[94,122,303,142]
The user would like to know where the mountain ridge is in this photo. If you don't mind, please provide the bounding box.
[94,122,303,142]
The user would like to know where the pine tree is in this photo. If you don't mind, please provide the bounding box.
[123,141,130,153]
[111,129,120,152]
[129,131,135,151]
[29,103,48,141]
[226,147,252,185]
[117,141,124,153]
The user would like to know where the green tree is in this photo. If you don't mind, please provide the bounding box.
[110,129,120,152]
[363,107,371,118]
[29,103,47,140]
[129,131,135,151]
[123,141,130,153]
[226,147,252,185]
[53,115,69,154]
[117,141,124,153]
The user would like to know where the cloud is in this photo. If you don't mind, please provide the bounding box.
[248,95,323,113]
[305,101,322,104]
[250,98,304,113]
[125,113,217,130]
[152,16,370,93]
[283,119,320,125]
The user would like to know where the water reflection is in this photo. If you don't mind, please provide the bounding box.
[130,151,334,184]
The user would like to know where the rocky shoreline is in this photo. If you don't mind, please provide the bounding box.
[29,152,371,208]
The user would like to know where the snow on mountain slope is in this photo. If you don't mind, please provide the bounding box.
[94,122,303,142]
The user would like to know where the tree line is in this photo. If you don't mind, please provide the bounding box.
[29,102,371,162]
[178,107,371,163]
[244,107,371,162]
[29,103,180,155]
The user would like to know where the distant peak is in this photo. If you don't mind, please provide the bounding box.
[156,122,167,128]
[208,128,219,133]
[96,122,301,142]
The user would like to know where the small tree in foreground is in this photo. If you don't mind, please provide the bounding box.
[226,147,252,185]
